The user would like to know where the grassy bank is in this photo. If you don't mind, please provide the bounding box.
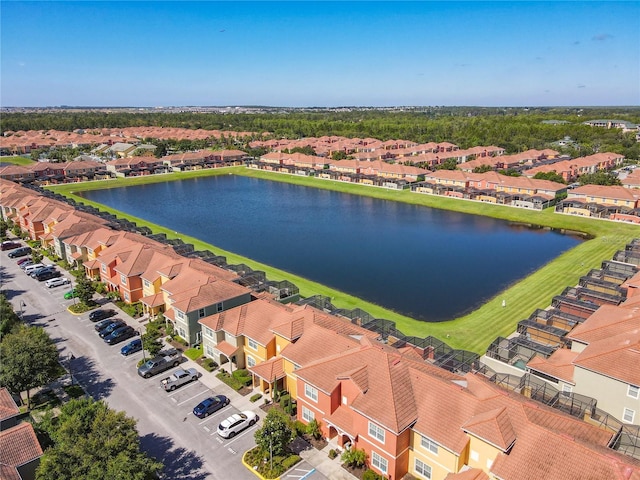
[1,155,35,166]
[48,167,640,353]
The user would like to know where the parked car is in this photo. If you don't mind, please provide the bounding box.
[217,411,258,438]
[98,320,127,338]
[89,309,117,322]
[1,240,21,251]
[193,395,229,418]
[64,289,78,300]
[95,318,120,332]
[23,263,45,275]
[160,368,200,391]
[104,326,137,345]
[35,269,61,281]
[8,246,31,258]
[120,338,143,356]
[31,265,56,277]
[137,348,183,378]
[16,257,32,266]
[45,277,71,288]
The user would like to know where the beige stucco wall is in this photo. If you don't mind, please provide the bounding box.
[573,366,639,423]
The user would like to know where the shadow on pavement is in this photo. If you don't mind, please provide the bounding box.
[140,432,210,480]
[63,354,115,400]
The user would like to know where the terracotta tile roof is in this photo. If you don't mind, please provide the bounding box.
[572,329,640,386]
[215,340,240,357]
[0,388,19,422]
[566,304,640,345]
[444,468,490,480]
[324,405,357,438]
[0,422,43,476]
[461,407,516,451]
[526,348,579,383]
[279,324,362,368]
[169,280,249,314]
[249,357,285,382]
[140,293,165,308]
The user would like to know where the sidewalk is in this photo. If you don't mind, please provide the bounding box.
[183,357,357,480]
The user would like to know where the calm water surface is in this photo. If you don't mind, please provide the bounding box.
[79,175,581,321]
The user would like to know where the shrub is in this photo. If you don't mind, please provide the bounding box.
[341,448,366,468]
[306,419,322,440]
[291,420,307,436]
[231,369,252,386]
[281,455,301,470]
[362,470,384,480]
[250,393,262,403]
[202,358,218,372]
[328,449,338,459]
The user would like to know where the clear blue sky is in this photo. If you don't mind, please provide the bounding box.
[1,1,639,107]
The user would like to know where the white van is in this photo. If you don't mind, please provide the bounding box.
[23,263,45,275]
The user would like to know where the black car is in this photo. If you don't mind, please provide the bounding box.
[98,320,127,338]
[1,240,21,251]
[104,326,137,345]
[35,269,62,281]
[89,309,117,322]
[8,246,31,258]
[193,395,230,418]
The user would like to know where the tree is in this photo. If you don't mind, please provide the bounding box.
[0,293,20,337]
[36,397,163,480]
[0,325,60,409]
[533,171,566,184]
[254,408,293,458]
[0,218,8,240]
[141,319,163,356]
[578,171,622,186]
[436,158,458,170]
[472,164,493,173]
[75,275,96,306]
[341,447,367,468]
[331,151,348,160]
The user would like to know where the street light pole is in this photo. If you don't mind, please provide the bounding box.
[139,329,147,361]
[68,354,76,385]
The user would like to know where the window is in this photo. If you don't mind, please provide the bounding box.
[143,279,151,288]
[420,436,438,455]
[101,264,106,272]
[205,345,214,357]
[176,310,185,320]
[124,292,130,302]
[216,302,223,312]
[304,384,318,402]
[198,308,205,318]
[178,327,186,338]
[623,408,635,424]
[470,450,479,462]
[371,451,387,474]
[414,458,432,479]
[302,406,315,423]
[120,274,127,285]
[628,385,639,399]
[368,421,385,443]
[247,356,256,367]
[561,384,573,395]
[342,396,347,405]
[204,327,213,338]
[248,338,258,350]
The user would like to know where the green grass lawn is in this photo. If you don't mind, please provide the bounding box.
[48,167,640,353]
[1,155,35,166]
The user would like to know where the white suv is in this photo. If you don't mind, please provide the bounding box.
[216,411,258,438]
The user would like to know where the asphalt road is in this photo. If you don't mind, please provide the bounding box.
[1,253,260,480]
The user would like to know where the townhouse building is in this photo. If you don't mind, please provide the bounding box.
[556,184,640,223]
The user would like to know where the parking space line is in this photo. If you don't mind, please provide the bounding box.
[198,409,231,425]
[177,389,209,406]
[166,381,200,397]
[220,424,258,447]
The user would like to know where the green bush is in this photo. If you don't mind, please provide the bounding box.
[362,470,384,480]
[231,369,252,386]
[306,419,322,440]
[328,449,338,459]
[202,358,218,372]
[341,448,366,468]
[292,420,307,436]
[250,393,263,403]
[281,455,301,470]
[216,370,251,391]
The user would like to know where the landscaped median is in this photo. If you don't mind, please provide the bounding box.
[47,166,640,353]
[242,447,301,480]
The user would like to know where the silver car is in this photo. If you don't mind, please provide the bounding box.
[45,277,71,288]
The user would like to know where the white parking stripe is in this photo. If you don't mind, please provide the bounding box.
[198,408,231,425]
[220,423,258,447]
[166,380,200,396]
[177,389,209,406]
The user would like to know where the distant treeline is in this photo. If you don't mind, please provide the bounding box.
[2,107,639,158]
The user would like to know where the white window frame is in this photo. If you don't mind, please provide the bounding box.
[368,421,385,443]
[302,406,315,423]
[198,308,205,318]
[628,385,639,399]
[414,458,432,479]
[216,302,223,312]
[304,384,318,403]
[561,384,573,395]
[120,274,127,285]
[143,279,151,288]
[204,327,213,338]
[246,356,256,367]
[371,451,388,474]
[248,338,258,350]
[420,435,438,455]
[205,345,214,357]
[623,408,635,424]
[124,292,130,302]
[101,264,106,272]
[176,310,185,320]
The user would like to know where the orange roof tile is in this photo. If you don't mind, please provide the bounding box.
[461,407,516,452]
